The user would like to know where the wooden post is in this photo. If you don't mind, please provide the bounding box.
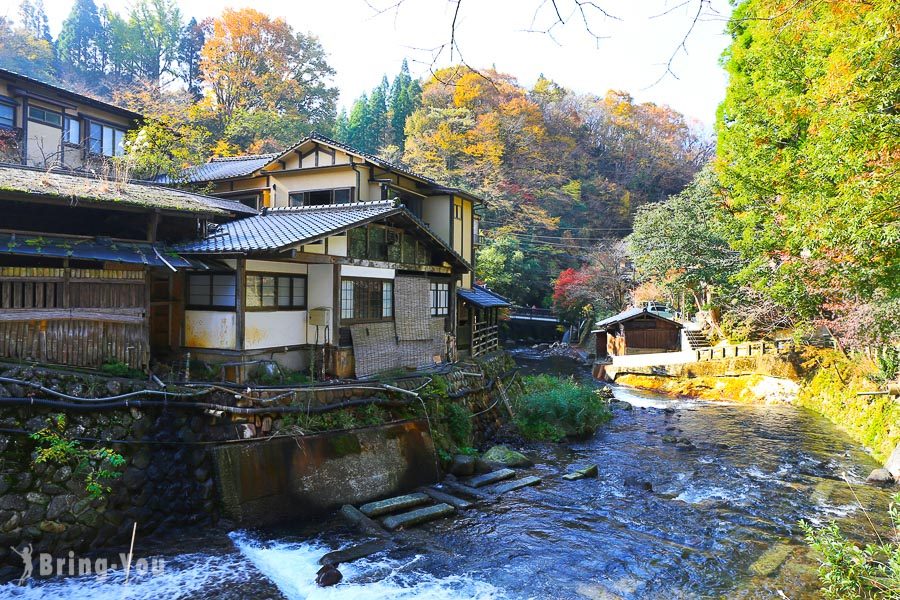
[235,258,246,379]
[332,263,341,345]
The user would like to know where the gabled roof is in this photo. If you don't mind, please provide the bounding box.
[160,153,280,184]
[0,68,142,121]
[457,284,510,308]
[594,307,683,330]
[174,200,470,271]
[0,164,232,216]
[170,132,485,204]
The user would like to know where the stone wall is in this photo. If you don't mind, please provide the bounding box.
[0,351,517,580]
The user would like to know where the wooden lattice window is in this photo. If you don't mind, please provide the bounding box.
[340,278,393,323]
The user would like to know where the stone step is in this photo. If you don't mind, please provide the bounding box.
[466,468,516,488]
[339,504,387,537]
[489,475,542,495]
[381,503,455,531]
[442,479,494,501]
[562,464,599,481]
[420,486,474,510]
[358,492,430,517]
[319,539,393,566]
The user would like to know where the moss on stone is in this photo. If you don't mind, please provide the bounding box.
[329,433,362,458]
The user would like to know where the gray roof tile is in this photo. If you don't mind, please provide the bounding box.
[457,285,510,308]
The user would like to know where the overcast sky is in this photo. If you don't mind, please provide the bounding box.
[33,0,733,127]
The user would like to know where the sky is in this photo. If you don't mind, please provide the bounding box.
[33,0,734,127]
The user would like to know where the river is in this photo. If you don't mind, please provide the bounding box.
[2,350,894,599]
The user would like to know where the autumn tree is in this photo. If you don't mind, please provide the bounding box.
[0,16,55,82]
[18,0,51,43]
[200,8,338,145]
[716,0,899,342]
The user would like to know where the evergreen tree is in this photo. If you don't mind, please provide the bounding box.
[367,77,389,152]
[178,17,206,98]
[18,0,51,43]
[389,59,421,149]
[333,108,350,143]
[57,0,105,78]
[346,93,371,152]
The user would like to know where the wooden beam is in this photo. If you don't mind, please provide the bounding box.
[0,308,144,324]
[277,251,454,274]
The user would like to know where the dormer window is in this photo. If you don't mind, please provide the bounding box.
[289,187,354,206]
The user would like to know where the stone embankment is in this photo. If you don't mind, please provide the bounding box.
[0,351,517,581]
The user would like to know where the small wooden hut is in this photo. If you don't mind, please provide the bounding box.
[593,307,683,359]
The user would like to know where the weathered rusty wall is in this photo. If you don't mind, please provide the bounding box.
[211,420,438,524]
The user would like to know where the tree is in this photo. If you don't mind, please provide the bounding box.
[388,59,421,149]
[0,17,55,82]
[716,0,899,341]
[178,17,206,98]
[126,0,183,84]
[476,234,562,307]
[18,0,51,43]
[57,0,105,79]
[552,241,632,322]
[199,8,337,138]
[626,167,740,312]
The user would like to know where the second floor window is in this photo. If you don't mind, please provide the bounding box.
[63,117,80,145]
[0,104,13,129]
[289,188,354,206]
[87,121,125,157]
[28,106,62,127]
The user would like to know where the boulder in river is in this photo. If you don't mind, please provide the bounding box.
[482,445,533,468]
[449,454,475,476]
[316,563,343,587]
[661,435,678,444]
[885,443,900,480]
[866,468,896,487]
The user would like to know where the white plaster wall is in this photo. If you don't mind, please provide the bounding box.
[184,311,236,349]
[245,260,307,274]
[422,195,451,243]
[245,311,307,349]
[341,265,395,279]
[307,264,334,344]
[327,235,348,257]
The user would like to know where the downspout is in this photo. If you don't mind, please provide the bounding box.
[351,160,363,201]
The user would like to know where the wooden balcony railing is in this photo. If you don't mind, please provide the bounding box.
[471,322,500,357]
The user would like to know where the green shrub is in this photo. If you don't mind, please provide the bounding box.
[445,402,473,448]
[514,375,612,441]
[800,493,900,599]
[30,415,126,500]
[100,361,143,379]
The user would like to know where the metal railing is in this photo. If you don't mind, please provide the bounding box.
[509,306,557,321]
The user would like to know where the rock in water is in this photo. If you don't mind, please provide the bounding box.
[885,443,900,480]
[482,445,533,468]
[449,454,475,476]
[316,564,343,587]
[866,468,896,487]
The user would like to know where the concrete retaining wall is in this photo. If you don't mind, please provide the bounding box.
[212,421,438,524]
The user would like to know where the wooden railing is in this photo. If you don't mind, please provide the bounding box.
[696,339,795,362]
[509,306,557,321]
[471,323,500,357]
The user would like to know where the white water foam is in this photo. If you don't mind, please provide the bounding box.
[0,550,255,599]
[674,486,737,505]
[611,386,698,410]
[229,530,505,600]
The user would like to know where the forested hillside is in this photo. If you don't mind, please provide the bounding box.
[0,0,709,310]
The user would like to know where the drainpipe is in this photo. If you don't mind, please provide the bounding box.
[350,160,363,200]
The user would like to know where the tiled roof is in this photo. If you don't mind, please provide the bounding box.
[457,284,510,308]
[162,153,280,183]
[175,200,403,253]
[0,164,228,215]
[190,194,259,216]
[594,307,682,329]
[0,231,210,270]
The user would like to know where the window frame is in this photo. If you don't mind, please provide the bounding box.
[288,187,355,207]
[245,272,307,311]
[340,277,394,324]
[85,118,127,157]
[0,100,16,130]
[62,116,81,146]
[186,273,237,311]
[430,280,450,316]
[27,105,62,128]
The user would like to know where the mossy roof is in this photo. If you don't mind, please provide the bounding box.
[0,164,232,216]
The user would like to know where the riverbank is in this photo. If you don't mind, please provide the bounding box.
[614,347,900,464]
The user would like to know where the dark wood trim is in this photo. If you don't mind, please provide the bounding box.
[244,271,308,311]
[0,307,144,324]
[20,96,28,165]
[236,258,246,351]
[331,263,340,342]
